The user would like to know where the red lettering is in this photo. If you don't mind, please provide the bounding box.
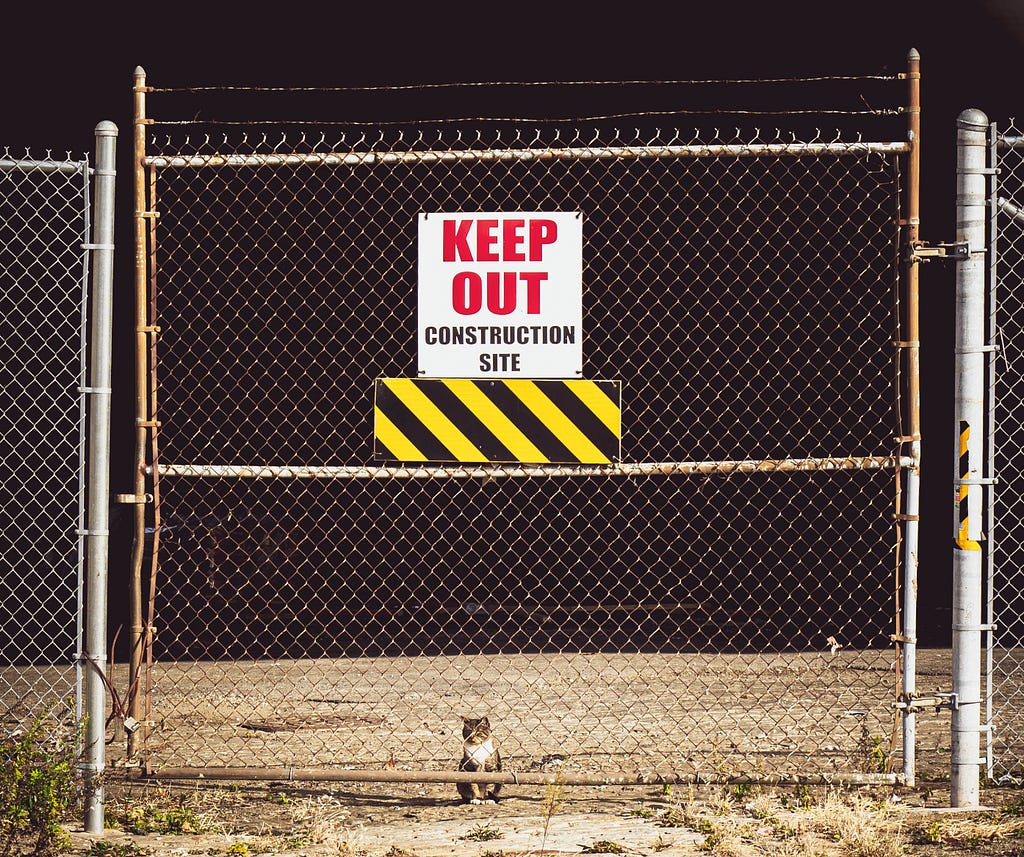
[520,272,547,314]
[476,219,499,261]
[529,219,557,261]
[503,219,526,261]
[443,220,474,262]
[486,271,517,315]
[452,272,482,314]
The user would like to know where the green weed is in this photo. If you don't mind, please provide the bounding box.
[0,700,79,856]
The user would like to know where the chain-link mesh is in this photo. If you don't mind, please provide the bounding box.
[138,124,908,779]
[0,151,89,735]
[991,119,1024,781]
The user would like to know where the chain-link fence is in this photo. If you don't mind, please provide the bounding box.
[990,118,1024,782]
[129,98,919,782]
[0,150,90,736]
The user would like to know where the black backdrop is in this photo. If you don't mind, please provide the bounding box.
[2,1,1022,656]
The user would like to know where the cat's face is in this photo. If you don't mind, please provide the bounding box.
[462,716,491,741]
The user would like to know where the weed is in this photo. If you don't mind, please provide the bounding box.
[539,768,566,853]
[224,844,249,856]
[730,782,751,801]
[461,823,502,842]
[581,839,626,853]
[627,806,654,819]
[119,801,207,835]
[651,834,673,852]
[287,794,350,844]
[480,851,507,857]
[0,699,79,856]
[912,820,943,845]
[811,790,905,857]
[81,843,148,857]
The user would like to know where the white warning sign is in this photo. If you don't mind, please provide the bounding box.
[417,212,583,378]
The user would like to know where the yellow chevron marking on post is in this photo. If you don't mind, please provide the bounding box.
[956,420,981,550]
[504,379,610,464]
[567,380,621,436]
[382,378,487,462]
[956,534,982,551]
[374,406,425,462]
[442,379,550,463]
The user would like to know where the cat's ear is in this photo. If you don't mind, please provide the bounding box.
[479,716,490,727]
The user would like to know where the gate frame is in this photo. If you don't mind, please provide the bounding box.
[126,54,922,789]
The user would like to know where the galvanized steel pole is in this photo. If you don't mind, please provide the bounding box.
[83,121,117,833]
[952,107,989,808]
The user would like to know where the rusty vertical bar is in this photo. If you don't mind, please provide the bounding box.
[144,164,161,749]
[127,66,150,760]
[899,47,922,788]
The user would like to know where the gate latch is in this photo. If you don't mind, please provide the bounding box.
[894,691,958,712]
[906,241,970,263]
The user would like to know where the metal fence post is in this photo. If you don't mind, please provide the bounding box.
[901,47,922,787]
[952,107,988,808]
[82,121,117,833]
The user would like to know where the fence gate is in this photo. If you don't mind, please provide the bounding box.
[129,63,922,784]
[0,150,91,737]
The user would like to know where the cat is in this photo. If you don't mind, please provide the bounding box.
[457,716,502,803]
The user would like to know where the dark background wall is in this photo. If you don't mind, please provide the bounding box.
[1,2,1022,653]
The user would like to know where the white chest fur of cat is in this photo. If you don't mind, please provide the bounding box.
[457,716,503,804]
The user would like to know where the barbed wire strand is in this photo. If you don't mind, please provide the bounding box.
[149,75,902,94]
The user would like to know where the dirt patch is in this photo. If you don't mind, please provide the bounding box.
[62,778,1024,857]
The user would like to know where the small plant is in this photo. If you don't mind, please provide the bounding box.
[224,843,249,856]
[119,801,207,835]
[730,782,751,801]
[914,820,943,845]
[581,839,626,853]
[461,823,502,842]
[0,700,79,856]
[797,784,814,809]
[651,834,673,852]
[81,843,149,857]
[539,770,566,853]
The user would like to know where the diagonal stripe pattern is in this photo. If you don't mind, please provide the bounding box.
[374,378,621,464]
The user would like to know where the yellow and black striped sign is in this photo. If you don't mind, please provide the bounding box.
[955,419,982,551]
[374,378,621,464]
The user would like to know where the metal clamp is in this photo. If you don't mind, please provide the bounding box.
[894,691,959,712]
[906,241,969,262]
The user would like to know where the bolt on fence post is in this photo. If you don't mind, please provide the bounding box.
[952,107,989,808]
[83,120,117,833]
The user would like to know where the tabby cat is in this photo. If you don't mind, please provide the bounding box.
[457,716,502,803]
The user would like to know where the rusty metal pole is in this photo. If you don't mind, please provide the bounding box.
[126,66,150,760]
[900,47,922,788]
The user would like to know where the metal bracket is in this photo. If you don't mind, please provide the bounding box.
[115,493,153,504]
[906,241,970,263]
[894,691,958,712]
